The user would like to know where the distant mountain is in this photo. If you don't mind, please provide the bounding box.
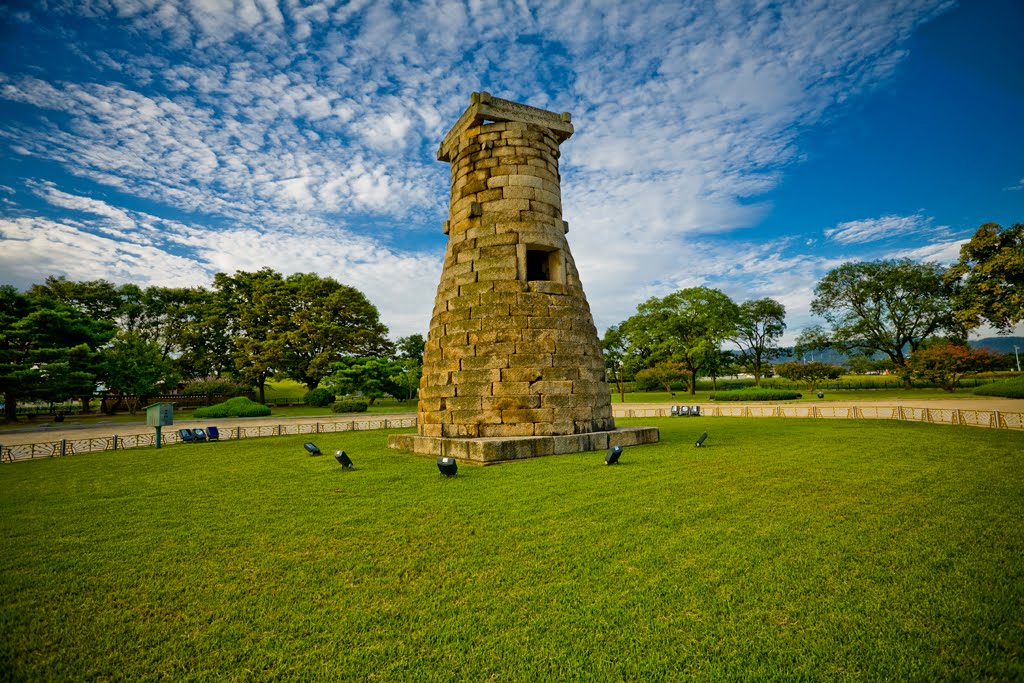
[969,337,1024,355]
[769,337,1023,367]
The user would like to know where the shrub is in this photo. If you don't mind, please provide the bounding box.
[711,388,802,401]
[303,388,335,407]
[909,343,998,391]
[181,377,251,397]
[193,396,272,419]
[973,376,1024,398]
[330,399,369,413]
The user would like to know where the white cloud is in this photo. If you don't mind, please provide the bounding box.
[824,212,938,245]
[1,0,957,338]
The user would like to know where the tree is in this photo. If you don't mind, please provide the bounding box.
[794,325,831,362]
[730,298,786,385]
[391,335,425,401]
[100,332,178,414]
[391,358,422,401]
[213,269,291,404]
[774,361,843,391]
[321,357,405,404]
[30,276,144,331]
[601,325,629,402]
[395,334,426,363]
[634,360,688,395]
[0,286,115,421]
[811,259,956,387]
[908,342,997,391]
[279,273,392,390]
[702,348,739,391]
[947,222,1024,334]
[620,287,739,395]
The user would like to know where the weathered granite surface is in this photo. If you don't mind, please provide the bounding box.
[388,426,659,464]
[416,92,616,439]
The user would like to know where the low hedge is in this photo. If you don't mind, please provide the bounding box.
[331,399,369,413]
[711,388,802,402]
[193,397,272,419]
[973,377,1024,399]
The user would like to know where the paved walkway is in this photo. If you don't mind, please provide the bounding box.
[3,397,1020,447]
[0,413,414,446]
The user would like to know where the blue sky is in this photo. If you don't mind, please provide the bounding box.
[1,0,1021,343]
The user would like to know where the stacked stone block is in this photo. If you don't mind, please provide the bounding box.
[417,92,615,439]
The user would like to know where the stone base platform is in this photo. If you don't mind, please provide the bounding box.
[387,426,659,464]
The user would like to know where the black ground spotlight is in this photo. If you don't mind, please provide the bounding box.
[817,391,824,399]
[437,456,458,476]
[334,450,353,469]
[304,442,322,456]
[695,431,708,447]
[605,445,623,465]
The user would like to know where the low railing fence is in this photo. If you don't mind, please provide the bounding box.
[1,417,417,463]
[3,407,1021,464]
[617,404,1024,430]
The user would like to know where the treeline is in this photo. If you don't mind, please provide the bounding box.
[1,269,422,420]
[602,222,1023,395]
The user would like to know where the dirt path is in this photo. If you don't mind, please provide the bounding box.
[0,413,415,446]
[618,397,1024,413]
[4,396,1021,447]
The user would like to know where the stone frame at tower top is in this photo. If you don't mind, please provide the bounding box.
[437,91,574,163]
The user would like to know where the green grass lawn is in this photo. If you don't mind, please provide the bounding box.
[1,418,1021,680]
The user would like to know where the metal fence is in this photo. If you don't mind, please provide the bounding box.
[0,417,417,463]
[617,404,1024,430]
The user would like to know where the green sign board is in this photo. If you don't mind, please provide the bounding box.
[145,402,175,427]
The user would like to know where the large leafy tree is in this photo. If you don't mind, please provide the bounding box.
[213,269,291,404]
[0,286,115,421]
[621,287,739,395]
[32,277,229,380]
[322,357,405,404]
[811,259,956,387]
[280,272,392,390]
[946,222,1024,333]
[100,332,178,414]
[30,277,145,331]
[149,287,232,380]
[730,298,786,385]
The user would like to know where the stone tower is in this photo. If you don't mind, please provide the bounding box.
[389,92,657,462]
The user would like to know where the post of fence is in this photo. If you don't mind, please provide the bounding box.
[60,439,67,457]
[897,406,904,421]
[994,411,1002,429]
[953,409,960,426]
[316,422,319,433]
[277,424,281,436]
[113,434,118,450]
[384,418,389,429]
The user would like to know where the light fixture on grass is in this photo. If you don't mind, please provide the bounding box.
[437,456,458,476]
[304,442,321,456]
[605,445,623,465]
[335,450,353,469]
[695,431,708,447]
